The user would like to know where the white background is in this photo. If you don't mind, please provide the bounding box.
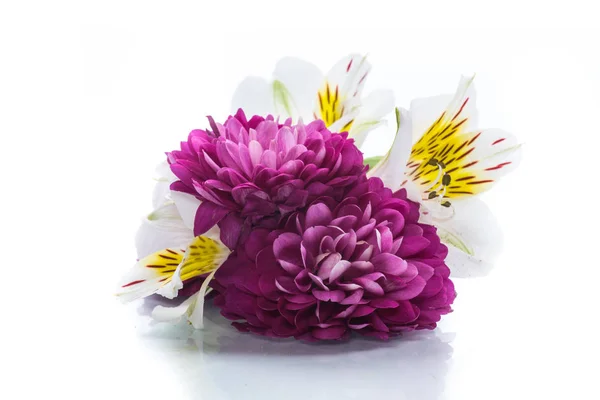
[1,1,599,399]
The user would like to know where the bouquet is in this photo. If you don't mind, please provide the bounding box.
[117,54,521,341]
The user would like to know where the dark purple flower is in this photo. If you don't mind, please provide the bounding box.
[213,178,456,341]
[167,109,366,249]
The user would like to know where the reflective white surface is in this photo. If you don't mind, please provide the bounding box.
[84,276,576,400]
[131,308,453,400]
[117,297,454,400]
[9,270,594,400]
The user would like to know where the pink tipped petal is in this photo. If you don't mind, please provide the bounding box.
[308,272,329,290]
[294,269,312,292]
[278,260,304,275]
[273,233,302,261]
[237,144,254,177]
[219,213,243,249]
[353,277,385,296]
[286,293,316,304]
[247,140,264,166]
[379,227,394,253]
[317,252,342,280]
[355,244,374,261]
[370,313,390,332]
[193,201,229,236]
[387,276,427,301]
[398,236,431,258]
[417,274,444,298]
[260,149,277,169]
[369,298,400,309]
[329,260,352,282]
[330,215,358,231]
[390,237,403,255]
[411,261,435,281]
[335,304,359,319]
[348,323,370,330]
[372,253,408,276]
[312,289,345,302]
[311,325,347,340]
[336,282,362,291]
[305,203,333,227]
[351,305,376,318]
[258,273,279,300]
[275,276,299,294]
[340,289,364,305]
[361,272,386,281]
[276,126,296,154]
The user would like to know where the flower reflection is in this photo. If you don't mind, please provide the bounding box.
[135,305,454,399]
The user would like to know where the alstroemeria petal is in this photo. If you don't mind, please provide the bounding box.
[231,76,275,117]
[408,94,453,142]
[408,75,479,143]
[187,267,219,329]
[171,191,202,230]
[135,203,194,259]
[150,295,197,322]
[272,57,323,120]
[405,76,521,199]
[434,197,503,277]
[117,246,186,303]
[314,54,370,131]
[465,128,522,180]
[346,89,395,148]
[116,235,229,303]
[368,108,413,191]
[152,161,178,209]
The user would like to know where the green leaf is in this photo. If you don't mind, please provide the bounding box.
[364,155,384,169]
[395,107,401,132]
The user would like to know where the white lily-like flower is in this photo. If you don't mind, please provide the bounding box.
[369,76,522,277]
[117,163,230,328]
[232,54,395,148]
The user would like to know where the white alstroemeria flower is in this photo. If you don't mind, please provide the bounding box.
[117,163,229,328]
[232,54,394,148]
[369,76,521,278]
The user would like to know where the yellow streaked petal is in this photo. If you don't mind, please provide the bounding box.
[405,76,520,200]
[116,235,229,303]
[178,235,228,282]
[314,54,370,130]
[316,82,347,127]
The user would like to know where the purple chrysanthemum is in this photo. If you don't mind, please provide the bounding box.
[213,177,456,341]
[167,109,366,249]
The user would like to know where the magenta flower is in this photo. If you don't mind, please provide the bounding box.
[213,178,456,341]
[167,110,366,249]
